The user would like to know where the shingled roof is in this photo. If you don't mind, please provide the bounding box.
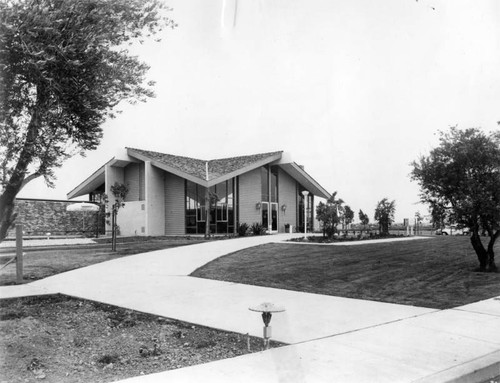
[127,148,283,183]
[68,148,330,200]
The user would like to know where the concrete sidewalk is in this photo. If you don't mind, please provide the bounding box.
[1,234,499,382]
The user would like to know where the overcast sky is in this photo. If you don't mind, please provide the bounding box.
[18,0,500,222]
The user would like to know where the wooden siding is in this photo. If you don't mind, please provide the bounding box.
[146,163,166,236]
[278,168,298,232]
[124,163,145,202]
[238,167,262,225]
[164,172,185,235]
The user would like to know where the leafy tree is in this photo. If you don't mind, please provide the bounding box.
[429,201,447,229]
[374,198,396,235]
[108,182,128,251]
[411,127,500,272]
[316,192,344,238]
[343,205,354,229]
[204,188,219,239]
[358,209,369,228]
[0,0,176,241]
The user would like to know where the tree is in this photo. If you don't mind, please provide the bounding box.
[374,198,396,235]
[316,192,344,238]
[343,205,354,229]
[358,209,369,228]
[411,127,500,272]
[204,188,219,239]
[429,200,447,229]
[108,182,128,251]
[0,0,176,241]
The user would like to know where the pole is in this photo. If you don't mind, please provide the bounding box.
[112,208,117,251]
[96,209,99,238]
[16,224,23,283]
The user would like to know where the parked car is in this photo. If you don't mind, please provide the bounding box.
[436,225,470,236]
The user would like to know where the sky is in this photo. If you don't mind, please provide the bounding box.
[17,0,500,223]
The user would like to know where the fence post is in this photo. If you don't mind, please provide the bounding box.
[16,224,23,283]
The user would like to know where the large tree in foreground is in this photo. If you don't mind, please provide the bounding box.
[0,0,175,241]
[411,127,500,272]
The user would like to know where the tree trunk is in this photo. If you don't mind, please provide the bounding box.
[0,93,44,242]
[470,230,488,271]
[486,230,499,272]
[204,188,211,239]
[0,191,18,241]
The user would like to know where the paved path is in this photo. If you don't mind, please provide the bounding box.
[1,235,499,382]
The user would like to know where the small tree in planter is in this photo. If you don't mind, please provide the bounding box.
[109,182,129,251]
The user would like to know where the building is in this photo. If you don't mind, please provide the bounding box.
[68,148,331,236]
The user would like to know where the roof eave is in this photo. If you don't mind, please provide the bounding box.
[207,152,283,186]
[278,162,331,199]
[67,164,106,199]
[127,148,208,186]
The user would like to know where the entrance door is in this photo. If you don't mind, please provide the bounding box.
[261,202,269,229]
[270,203,278,232]
[262,202,278,232]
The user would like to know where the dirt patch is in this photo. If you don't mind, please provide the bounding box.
[0,295,283,382]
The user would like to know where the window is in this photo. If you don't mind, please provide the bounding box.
[217,203,228,221]
[271,167,278,203]
[261,167,269,202]
[185,179,235,234]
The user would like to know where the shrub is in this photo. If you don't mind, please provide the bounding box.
[237,223,250,237]
[250,223,267,236]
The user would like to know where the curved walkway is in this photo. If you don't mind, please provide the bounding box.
[1,234,499,382]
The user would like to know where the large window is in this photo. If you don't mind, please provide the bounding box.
[261,167,269,202]
[271,167,278,203]
[185,179,235,234]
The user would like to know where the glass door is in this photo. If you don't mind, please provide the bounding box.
[270,203,278,232]
[261,202,269,230]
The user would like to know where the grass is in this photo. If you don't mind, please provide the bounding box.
[191,236,500,309]
[0,237,205,286]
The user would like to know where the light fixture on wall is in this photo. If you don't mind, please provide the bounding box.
[256,202,261,210]
[281,204,287,213]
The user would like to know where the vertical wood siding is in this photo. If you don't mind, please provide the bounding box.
[145,163,166,236]
[164,172,185,235]
[124,163,144,202]
[278,168,298,232]
[238,168,262,226]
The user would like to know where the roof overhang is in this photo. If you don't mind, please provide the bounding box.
[66,157,133,199]
[127,148,208,186]
[128,149,283,188]
[207,152,282,187]
[278,162,331,199]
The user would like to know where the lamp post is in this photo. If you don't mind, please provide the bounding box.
[301,191,309,234]
[249,302,285,350]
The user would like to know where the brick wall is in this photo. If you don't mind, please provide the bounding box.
[7,199,105,238]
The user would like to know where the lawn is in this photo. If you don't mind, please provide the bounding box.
[0,237,206,286]
[191,236,500,309]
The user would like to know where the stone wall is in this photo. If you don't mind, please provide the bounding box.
[7,198,105,238]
